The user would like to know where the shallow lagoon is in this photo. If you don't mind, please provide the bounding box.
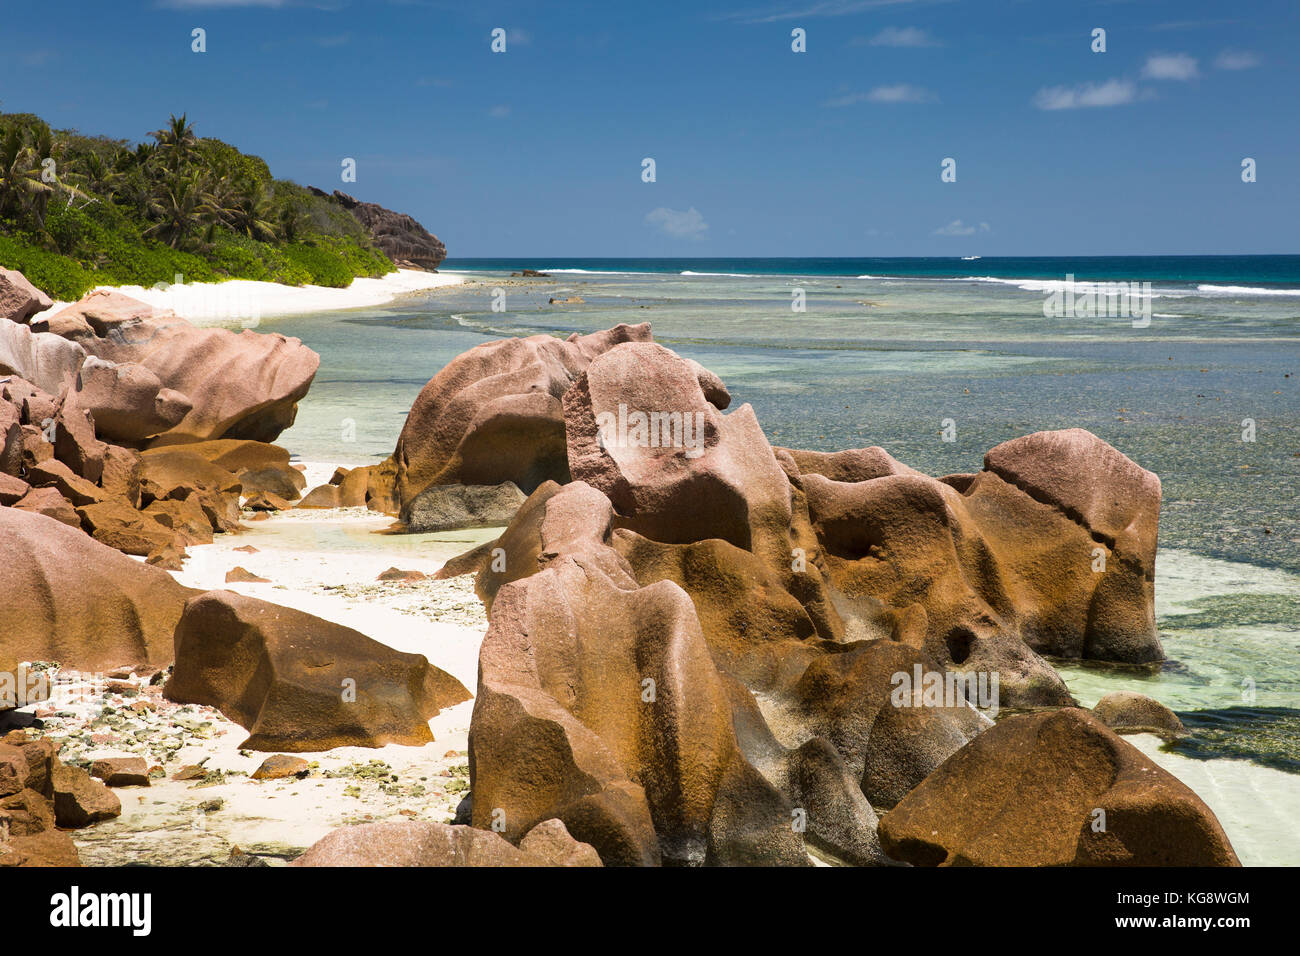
[260,266,1298,862]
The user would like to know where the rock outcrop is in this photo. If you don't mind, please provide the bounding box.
[0,507,195,672]
[402,480,526,532]
[166,590,471,751]
[787,430,1163,705]
[51,762,122,828]
[1093,691,1187,737]
[473,478,977,868]
[0,731,84,867]
[0,278,316,567]
[70,356,192,443]
[417,326,1205,867]
[392,324,657,509]
[290,820,600,867]
[320,190,447,271]
[878,709,1239,866]
[0,318,85,397]
[0,268,53,324]
[38,289,318,443]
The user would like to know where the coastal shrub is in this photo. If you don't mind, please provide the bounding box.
[208,232,273,282]
[281,242,357,288]
[41,204,217,287]
[262,251,314,287]
[328,237,393,279]
[0,234,96,299]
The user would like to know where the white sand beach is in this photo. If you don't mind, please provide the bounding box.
[31,268,465,326]
[42,496,496,866]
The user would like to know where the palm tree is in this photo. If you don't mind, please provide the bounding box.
[278,202,305,242]
[0,124,45,220]
[111,142,156,218]
[74,150,124,199]
[150,114,197,174]
[224,177,277,241]
[144,174,211,249]
[0,119,86,227]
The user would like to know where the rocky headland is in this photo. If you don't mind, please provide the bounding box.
[307,189,447,272]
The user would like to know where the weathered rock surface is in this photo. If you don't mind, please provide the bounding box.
[0,268,53,323]
[790,431,1163,705]
[163,439,304,501]
[519,818,605,867]
[0,472,28,504]
[325,190,447,271]
[402,480,526,532]
[471,482,803,866]
[0,829,80,867]
[251,754,310,780]
[779,445,925,484]
[290,821,574,867]
[0,507,194,671]
[1093,691,1187,737]
[142,496,213,546]
[799,471,1076,707]
[52,762,122,828]
[224,566,269,583]
[0,319,85,397]
[243,491,290,511]
[71,356,192,442]
[296,483,340,508]
[470,478,965,866]
[166,590,471,751]
[878,709,1239,866]
[564,341,779,552]
[41,290,318,443]
[448,329,1184,866]
[983,428,1161,662]
[89,756,150,787]
[138,446,243,532]
[377,567,426,582]
[11,486,79,526]
[76,498,176,556]
[392,324,656,508]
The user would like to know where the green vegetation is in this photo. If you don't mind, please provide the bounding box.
[0,111,393,300]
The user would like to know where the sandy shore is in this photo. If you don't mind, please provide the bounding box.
[28,493,496,866]
[32,268,465,326]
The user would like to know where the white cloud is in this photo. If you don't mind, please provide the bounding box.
[867,26,940,47]
[1142,53,1199,80]
[646,207,709,241]
[731,0,935,24]
[870,83,936,102]
[1033,78,1136,110]
[158,0,286,7]
[1215,49,1261,70]
[488,104,511,119]
[932,219,990,237]
[825,83,937,107]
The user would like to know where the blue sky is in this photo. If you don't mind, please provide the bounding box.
[4,0,1297,257]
